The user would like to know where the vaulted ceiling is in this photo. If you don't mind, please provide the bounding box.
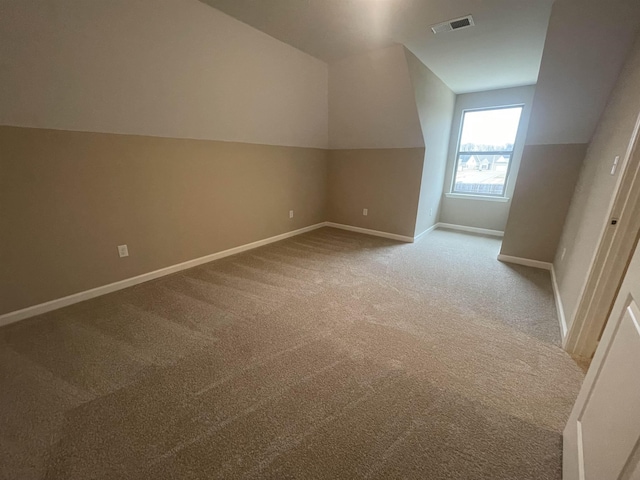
[199,0,555,93]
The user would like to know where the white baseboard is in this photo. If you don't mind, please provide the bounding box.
[0,223,326,327]
[413,224,438,242]
[551,266,568,341]
[497,254,566,343]
[0,220,547,328]
[325,222,414,243]
[497,254,552,271]
[436,222,504,237]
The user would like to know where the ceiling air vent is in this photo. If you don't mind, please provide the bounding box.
[430,15,474,34]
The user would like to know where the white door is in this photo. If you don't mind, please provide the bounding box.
[564,239,640,480]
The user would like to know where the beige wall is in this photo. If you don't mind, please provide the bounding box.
[0,126,327,315]
[554,33,640,329]
[0,0,328,148]
[404,51,456,236]
[501,0,640,266]
[0,0,331,316]
[326,149,424,237]
[328,45,423,149]
[327,46,454,238]
[440,86,536,231]
[1,3,439,317]
[500,144,587,262]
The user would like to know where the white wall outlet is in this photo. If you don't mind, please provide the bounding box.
[363,208,368,216]
[289,210,294,219]
[118,244,129,258]
[560,247,567,261]
[429,208,433,217]
[610,155,620,175]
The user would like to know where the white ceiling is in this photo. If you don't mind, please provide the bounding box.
[199,0,555,94]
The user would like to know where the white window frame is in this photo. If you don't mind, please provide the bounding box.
[449,104,524,199]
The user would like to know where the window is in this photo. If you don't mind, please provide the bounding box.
[452,106,523,197]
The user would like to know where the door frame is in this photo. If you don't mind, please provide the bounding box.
[562,240,640,479]
[564,112,640,359]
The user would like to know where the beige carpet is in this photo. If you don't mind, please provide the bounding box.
[0,227,584,479]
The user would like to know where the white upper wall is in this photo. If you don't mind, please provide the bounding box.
[525,0,640,145]
[328,45,423,149]
[0,0,328,148]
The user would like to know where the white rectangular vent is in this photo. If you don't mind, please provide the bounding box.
[431,15,474,34]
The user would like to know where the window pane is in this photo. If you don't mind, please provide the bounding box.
[453,154,510,196]
[459,107,522,153]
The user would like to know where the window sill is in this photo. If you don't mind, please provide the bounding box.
[445,193,510,203]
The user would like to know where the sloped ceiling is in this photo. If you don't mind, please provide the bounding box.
[199,0,555,93]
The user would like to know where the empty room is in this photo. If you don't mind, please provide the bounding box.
[2,0,640,479]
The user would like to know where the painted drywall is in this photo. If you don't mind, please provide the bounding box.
[328,45,423,149]
[500,0,640,267]
[0,126,327,315]
[0,0,331,316]
[404,50,456,237]
[204,0,555,93]
[326,46,453,238]
[0,0,328,148]
[500,144,587,262]
[553,33,640,329]
[524,0,640,146]
[326,149,424,237]
[440,86,535,231]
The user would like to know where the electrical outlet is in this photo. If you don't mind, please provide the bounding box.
[363,208,368,216]
[429,208,433,217]
[560,247,567,261]
[289,210,294,219]
[118,245,129,258]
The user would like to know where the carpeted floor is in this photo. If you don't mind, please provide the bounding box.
[0,227,584,479]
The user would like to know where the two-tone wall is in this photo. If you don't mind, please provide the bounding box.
[499,0,640,334]
[501,0,640,263]
[0,0,329,315]
[440,86,535,232]
[327,45,425,237]
[1,2,456,318]
[405,51,456,237]
[327,45,455,237]
[554,33,640,330]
